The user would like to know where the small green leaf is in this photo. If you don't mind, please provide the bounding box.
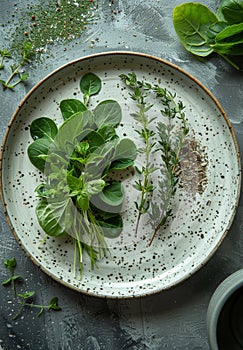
[60,99,87,120]
[48,297,62,310]
[109,158,134,171]
[94,100,122,128]
[30,117,58,141]
[4,258,17,269]
[38,307,45,318]
[17,291,35,299]
[80,73,101,96]
[20,73,29,81]
[27,138,53,172]
[2,277,12,285]
[98,181,124,207]
[113,138,137,161]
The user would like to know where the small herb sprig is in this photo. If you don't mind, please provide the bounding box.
[0,42,33,90]
[2,258,61,319]
[0,50,12,70]
[120,73,157,234]
[147,84,189,245]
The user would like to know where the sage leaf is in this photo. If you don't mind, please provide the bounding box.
[94,100,122,128]
[98,181,124,207]
[113,138,137,161]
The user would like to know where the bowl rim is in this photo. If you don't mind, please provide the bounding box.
[206,269,243,349]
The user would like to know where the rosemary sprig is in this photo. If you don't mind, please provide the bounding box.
[120,73,157,234]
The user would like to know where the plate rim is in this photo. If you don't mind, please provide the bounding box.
[0,51,241,298]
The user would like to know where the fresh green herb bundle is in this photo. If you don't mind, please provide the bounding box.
[173,0,243,70]
[27,73,137,279]
[120,73,189,245]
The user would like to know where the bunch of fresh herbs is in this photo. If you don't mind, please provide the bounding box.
[27,73,137,279]
[173,0,243,70]
[120,73,189,245]
[2,258,61,319]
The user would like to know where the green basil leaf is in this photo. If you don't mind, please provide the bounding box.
[217,0,243,25]
[94,100,122,128]
[80,72,101,96]
[36,197,73,237]
[173,3,218,56]
[206,21,228,44]
[30,117,58,141]
[213,22,243,55]
[28,138,52,172]
[60,99,87,120]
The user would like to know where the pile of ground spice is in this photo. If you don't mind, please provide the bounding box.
[179,139,208,195]
[6,0,98,60]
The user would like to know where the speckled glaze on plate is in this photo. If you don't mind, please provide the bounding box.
[0,52,241,298]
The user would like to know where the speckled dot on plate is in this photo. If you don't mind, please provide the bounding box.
[0,52,241,298]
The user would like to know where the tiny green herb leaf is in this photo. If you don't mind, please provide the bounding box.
[80,72,101,105]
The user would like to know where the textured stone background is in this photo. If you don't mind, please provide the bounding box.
[0,1,243,349]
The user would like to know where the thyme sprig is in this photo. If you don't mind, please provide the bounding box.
[2,258,61,319]
[120,73,190,245]
[0,41,33,90]
[0,49,12,70]
[147,84,189,245]
[120,73,157,234]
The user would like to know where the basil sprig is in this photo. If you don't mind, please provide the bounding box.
[27,73,137,279]
[173,0,243,70]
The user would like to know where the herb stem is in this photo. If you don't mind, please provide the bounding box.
[5,63,22,86]
[219,54,240,71]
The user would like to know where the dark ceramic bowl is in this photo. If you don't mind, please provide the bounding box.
[206,269,243,350]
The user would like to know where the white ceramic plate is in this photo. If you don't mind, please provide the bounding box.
[0,52,241,298]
